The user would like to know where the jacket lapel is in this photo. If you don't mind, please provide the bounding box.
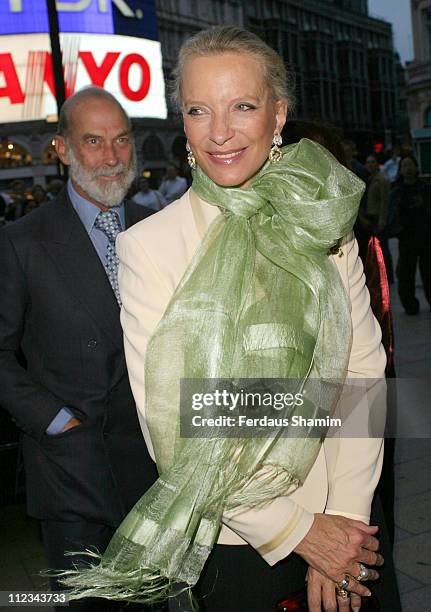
[40,190,123,349]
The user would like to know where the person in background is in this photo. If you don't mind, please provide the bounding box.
[362,155,393,284]
[0,193,5,226]
[392,155,431,315]
[132,177,166,212]
[46,178,65,200]
[342,140,368,182]
[382,146,400,185]
[0,86,158,611]
[6,179,28,220]
[25,184,47,215]
[159,164,188,204]
[363,155,390,234]
[283,120,345,163]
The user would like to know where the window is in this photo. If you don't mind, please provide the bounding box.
[424,106,431,127]
[424,7,431,60]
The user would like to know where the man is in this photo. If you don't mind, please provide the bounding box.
[6,179,27,220]
[133,177,166,211]
[0,192,5,226]
[46,178,65,200]
[342,140,368,182]
[363,155,390,232]
[0,87,158,610]
[382,146,400,184]
[159,165,188,205]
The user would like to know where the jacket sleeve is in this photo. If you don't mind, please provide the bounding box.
[0,229,65,440]
[117,230,173,453]
[324,233,386,523]
[117,229,315,566]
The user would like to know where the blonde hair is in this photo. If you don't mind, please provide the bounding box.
[171,26,295,112]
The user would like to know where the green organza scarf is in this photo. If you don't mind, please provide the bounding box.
[59,139,364,604]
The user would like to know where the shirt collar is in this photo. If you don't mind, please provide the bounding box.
[67,179,125,234]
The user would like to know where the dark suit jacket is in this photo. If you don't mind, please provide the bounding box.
[0,189,158,525]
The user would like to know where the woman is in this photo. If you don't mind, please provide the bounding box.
[62,27,386,612]
[391,156,431,314]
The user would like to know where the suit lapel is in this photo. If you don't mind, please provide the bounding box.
[40,190,123,349]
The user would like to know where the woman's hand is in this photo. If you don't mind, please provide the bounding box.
[294,513,383,598]
[307,567,362,612]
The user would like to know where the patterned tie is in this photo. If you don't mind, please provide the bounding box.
[94,209,123,306]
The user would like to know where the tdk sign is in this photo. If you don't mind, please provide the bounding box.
[0,0,159,40]
[8,0,134,15]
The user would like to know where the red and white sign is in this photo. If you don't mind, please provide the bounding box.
[0,33,167,122]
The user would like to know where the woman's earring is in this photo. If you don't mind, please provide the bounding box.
[269,133,283,164]
[186,141,196,170]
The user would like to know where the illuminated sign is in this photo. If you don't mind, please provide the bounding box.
[0,1,166,122]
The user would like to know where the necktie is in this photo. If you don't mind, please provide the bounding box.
[94,209,123,306]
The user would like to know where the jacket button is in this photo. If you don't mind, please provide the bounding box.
[87,339,98,349]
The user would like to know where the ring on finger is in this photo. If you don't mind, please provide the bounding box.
[336,587,350,599]
[355,563,370,582]
[338,575,351,591]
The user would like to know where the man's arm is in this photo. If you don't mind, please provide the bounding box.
[0,229,68,440]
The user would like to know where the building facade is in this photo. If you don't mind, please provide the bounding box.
[247,0,404,153]
[0,0,406,187]
[407,0,431,173]
[407,0,431,129]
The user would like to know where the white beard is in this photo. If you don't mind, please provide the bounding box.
[67,146,136,208]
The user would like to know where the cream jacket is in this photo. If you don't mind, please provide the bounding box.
[117,189,386,566]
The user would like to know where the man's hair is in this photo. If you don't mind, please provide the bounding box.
[284,120,346,166]
[171,26,295,112]
[57,86,131,138]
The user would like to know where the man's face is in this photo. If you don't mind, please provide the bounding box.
[365,156,379,174]
[56,97,136,209]
[12,181,25,196]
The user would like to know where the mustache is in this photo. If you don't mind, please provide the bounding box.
[92,164,128,177]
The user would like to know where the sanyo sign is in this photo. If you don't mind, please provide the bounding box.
[0,0,166,122]
[7,0,135,17]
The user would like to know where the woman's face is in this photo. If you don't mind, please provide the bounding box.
[182,53,287,189]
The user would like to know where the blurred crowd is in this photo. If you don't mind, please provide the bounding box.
[343,141,431,317]
[131,165,188,211]
[0,179,64,223]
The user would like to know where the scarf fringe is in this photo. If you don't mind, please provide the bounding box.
[50,550,198,608]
